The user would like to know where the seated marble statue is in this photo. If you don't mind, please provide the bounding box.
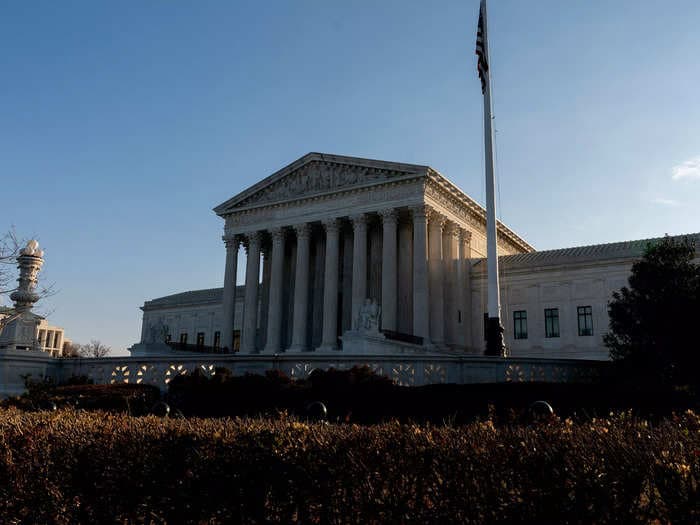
[358,298,381,333]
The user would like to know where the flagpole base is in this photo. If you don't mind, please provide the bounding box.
[484,317,507,357]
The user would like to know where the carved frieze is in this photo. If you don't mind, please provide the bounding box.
[237,161,416,208]
[224,179,422,234]
[425,177,528,255]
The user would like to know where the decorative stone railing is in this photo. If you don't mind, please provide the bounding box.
[0,350,609,397]
[62,354,608,391]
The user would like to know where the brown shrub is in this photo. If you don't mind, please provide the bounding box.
[0,409,697,523]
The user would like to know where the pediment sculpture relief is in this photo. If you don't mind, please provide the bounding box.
[237,161,414,208]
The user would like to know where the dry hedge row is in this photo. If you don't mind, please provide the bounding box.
[0,408,697,524]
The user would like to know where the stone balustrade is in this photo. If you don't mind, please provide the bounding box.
[0,351,608,397]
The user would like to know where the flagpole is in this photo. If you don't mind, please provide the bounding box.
[479,0,507,357]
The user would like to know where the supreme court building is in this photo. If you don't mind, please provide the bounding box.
[130,152,699,361]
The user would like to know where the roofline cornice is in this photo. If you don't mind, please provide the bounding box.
[213,152,430,216]
[426,168,534,253]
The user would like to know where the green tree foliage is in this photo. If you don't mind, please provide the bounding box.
[605,236,700,389]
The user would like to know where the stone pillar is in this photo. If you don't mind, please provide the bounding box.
[379,208,398,332]
[458,229,472,349]
[443,222,459,345]
[264,227,286,353]
[318,219,340,351]
[428,209,446,346]
[350,213,368,329]
[258,244,272,349]
[221,235,239,352]
[288,224,311,352]
[410,206,430,343]
[397,216,413,334]
[241,232,262,353]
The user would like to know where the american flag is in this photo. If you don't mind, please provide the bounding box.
[475,0,489,94]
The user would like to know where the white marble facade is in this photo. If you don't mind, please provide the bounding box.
[131,152,699,360]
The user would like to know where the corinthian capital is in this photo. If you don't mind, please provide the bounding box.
[349,213,367,232]
[243,231,263,254]
[269,227,286,244]
[409,204,431,222]
[293,223,311,241]
[427,208,447,230]
[378,208,398,225]
[223,234,240,249]
[444,221,459,237]
[322,218,340,235]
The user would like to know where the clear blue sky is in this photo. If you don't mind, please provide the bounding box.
[2,1,699,355]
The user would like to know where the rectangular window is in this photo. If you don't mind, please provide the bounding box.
[577,306,593,336]
[544,308,560,338]
[233,330,241,352]
[196,332,205,347]
[483,313,488,341]
[213,331,221,348]
[513,310,528,339]
[179,333,188,345]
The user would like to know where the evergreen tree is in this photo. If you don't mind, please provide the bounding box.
[605,236,699,389]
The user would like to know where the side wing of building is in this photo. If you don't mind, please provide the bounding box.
[470,233,700,360]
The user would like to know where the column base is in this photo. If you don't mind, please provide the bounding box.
[315,344,338,353]
[285,344,309,353]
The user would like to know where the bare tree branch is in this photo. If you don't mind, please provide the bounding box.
[77,339,112,358]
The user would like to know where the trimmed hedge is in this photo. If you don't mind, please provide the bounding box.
[0,408,697,523]
[167,366,697,423]
[1,379,161,415]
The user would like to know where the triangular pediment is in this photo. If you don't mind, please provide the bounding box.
[214,152,428,215]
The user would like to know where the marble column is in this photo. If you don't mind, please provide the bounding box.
[350,213,367,329]
[443,222,459,345]
[259,245,272,350]
[221,235,239,351]
[318,218,340,351]
[264,227,286,353]
[241,232,262,353]
[428,209,446,346]
[410,205,430,343]
[459,229,472,349]
[379,208,398,332]
[397,217,413,334]
[288,224,310,352]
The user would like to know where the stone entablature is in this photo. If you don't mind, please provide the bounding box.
[215,153,532,255]
[424,171,531,255]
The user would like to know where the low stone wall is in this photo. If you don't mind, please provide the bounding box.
[0,350,609,397]
[0,349,61,397]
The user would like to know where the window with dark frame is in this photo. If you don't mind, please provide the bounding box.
[513,310,528,339]
[483,313,488,341]
[213,331,221,348]
[179,333,188,345]
[577,305,593,336]
[196,332,205,347]
[544,308,560,338]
